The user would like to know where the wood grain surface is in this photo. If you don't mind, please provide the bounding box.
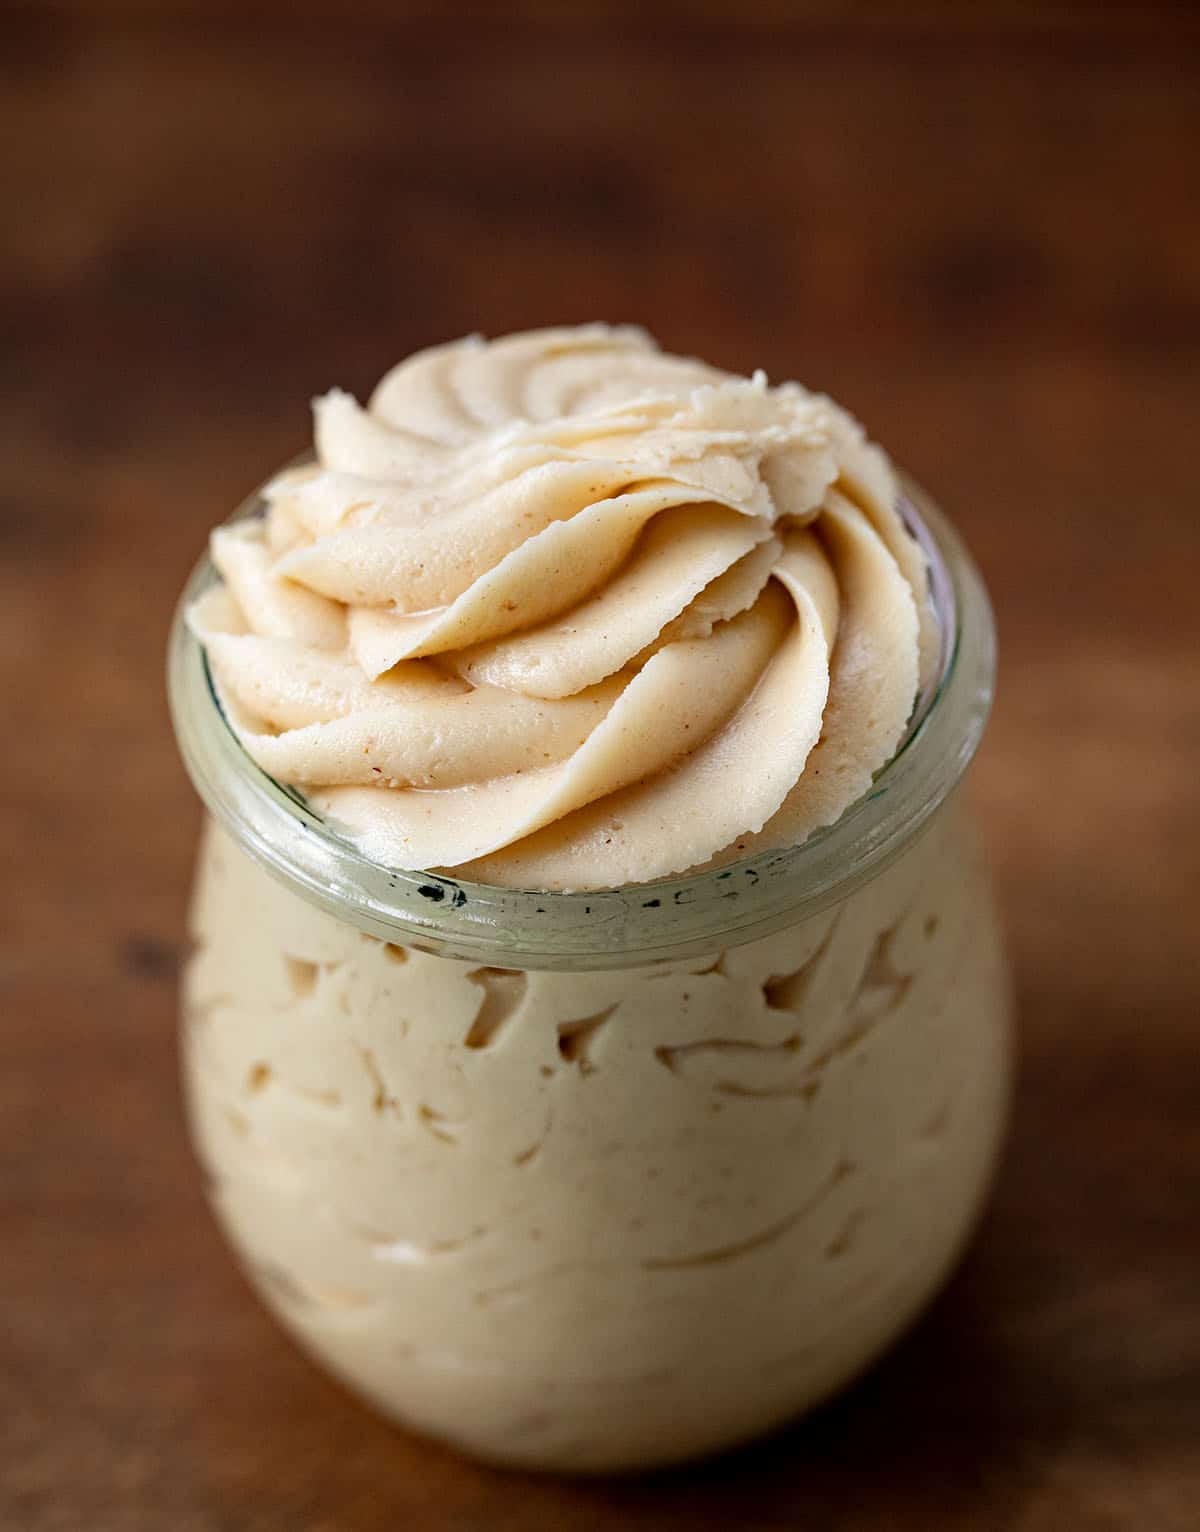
[3,4,1198,1528]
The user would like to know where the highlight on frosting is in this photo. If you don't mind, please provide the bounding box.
[189,325,935,891]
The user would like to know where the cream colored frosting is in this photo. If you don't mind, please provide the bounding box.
[191,326,934,890]
[184,801,1011,1470]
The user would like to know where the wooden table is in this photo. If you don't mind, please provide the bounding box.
[3,5,1198,1527]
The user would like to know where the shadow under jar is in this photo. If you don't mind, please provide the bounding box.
[168,474,1012,1474]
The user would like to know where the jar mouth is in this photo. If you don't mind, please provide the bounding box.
[168,471,995,969]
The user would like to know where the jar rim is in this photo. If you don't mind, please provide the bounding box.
[167,471,995,970]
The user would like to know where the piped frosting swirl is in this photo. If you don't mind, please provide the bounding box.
[191,325,933,891]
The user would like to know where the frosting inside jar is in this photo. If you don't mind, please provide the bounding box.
[190,325,934,891]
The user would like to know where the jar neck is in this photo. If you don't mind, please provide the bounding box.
[168,474,995,971]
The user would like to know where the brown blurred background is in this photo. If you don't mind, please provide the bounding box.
[3,3,1198,1529]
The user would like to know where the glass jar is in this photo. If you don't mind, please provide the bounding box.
[168,473,1011,1473]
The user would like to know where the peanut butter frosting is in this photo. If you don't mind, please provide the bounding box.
[190,325,933,891]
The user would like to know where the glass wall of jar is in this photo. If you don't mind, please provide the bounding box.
[169,475,1011,1472]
